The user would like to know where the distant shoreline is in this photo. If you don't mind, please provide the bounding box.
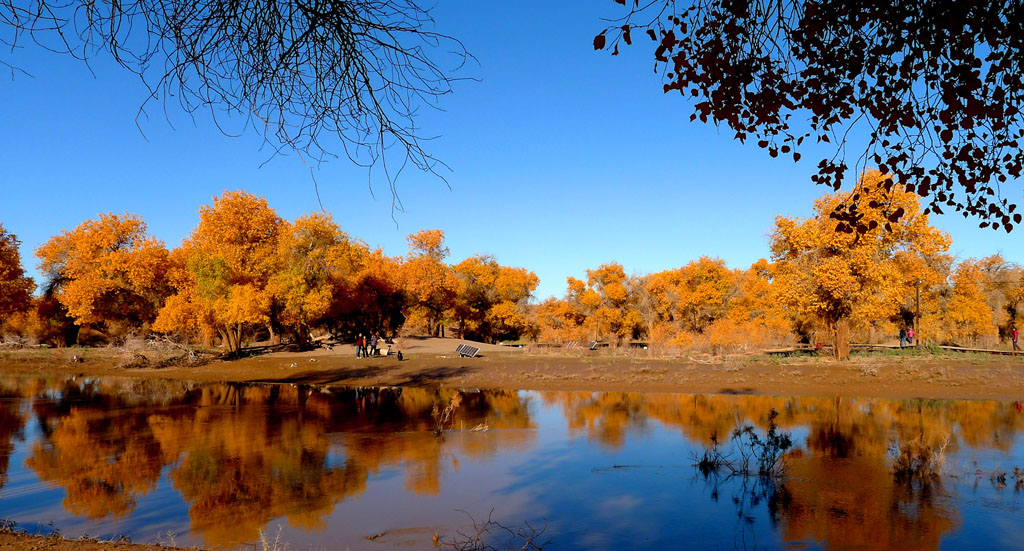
[2,337,1022,402]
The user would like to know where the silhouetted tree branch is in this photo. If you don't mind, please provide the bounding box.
[1,0,471,203]
[596,0,1024,232]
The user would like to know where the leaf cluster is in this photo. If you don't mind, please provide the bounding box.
[598,0,1024,231]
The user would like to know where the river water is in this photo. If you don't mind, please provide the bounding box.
[0,375,1021,550]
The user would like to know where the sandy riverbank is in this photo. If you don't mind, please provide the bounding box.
[2,337,1023,401]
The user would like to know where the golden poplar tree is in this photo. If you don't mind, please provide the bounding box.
[451,255,538,342]
[270,213,364,346]
[402,229,459,336]
[154,191,282,352]
[566,263,643,342]
[35,213,169,333]
[771,170,951,359]
[0,224,34,325]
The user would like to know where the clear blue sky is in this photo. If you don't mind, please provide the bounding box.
[0,1,1019,301]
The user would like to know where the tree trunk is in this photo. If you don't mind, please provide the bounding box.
[833,319,850,361]
[218,326,243,355]
[63,324,81,347]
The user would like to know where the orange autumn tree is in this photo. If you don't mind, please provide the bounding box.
[969,255,1024,341]
[346,248,408,336]
[771,170,951,359]
[707,259,794,351]
[943,258,999,345]
[566,263,644,342]
[269,213,365,347]
[451,255,539,342]
[643,256,737,347]
[533,296,588,344]
[35,213,170,335]
[154,191,283,352]
[0,224,35,327]
[1011,272,1024,328]
[402,229,458,336]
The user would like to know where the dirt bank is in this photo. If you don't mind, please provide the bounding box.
[0,532,186,551]
[2,337,1023,401]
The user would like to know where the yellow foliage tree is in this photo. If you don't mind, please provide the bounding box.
[451,255,539,342]
[567,263,643,342]
[0,224,34,326]
[707,259,793,351]
[943,259,999,345]
[645,256,736,334]
[771,170,951,359]
[154,191,282,352]
[402,229,458,337]
[35,213,169,334]
[533,297,588,344]
[269,213,365,346]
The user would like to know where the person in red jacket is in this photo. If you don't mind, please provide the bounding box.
[1013,326,1019,353]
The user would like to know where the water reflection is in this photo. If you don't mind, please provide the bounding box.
[0,376,1019,549]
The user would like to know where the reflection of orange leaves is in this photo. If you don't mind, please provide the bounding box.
[26,409,162,520]
[782,457,958,549]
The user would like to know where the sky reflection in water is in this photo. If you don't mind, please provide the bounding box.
[0,376,1021,550]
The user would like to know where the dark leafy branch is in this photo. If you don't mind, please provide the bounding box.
[0,0,471,203]
[596,0,1024,232]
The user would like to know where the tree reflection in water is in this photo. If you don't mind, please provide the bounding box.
[9,378,535,546]
[0,376,1018,549]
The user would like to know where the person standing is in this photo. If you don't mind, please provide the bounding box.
[371,333,380,356]
[1013,325,1019,353]
[899,327,907,348]
[356,334,364,358]
[907,327,915,346]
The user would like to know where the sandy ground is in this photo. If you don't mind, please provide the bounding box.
[2,336,1023,401]
[0,533,185,551]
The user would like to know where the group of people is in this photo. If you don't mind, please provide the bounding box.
[898,327,916,348]
[355,333,383,358]
[355,332,402,360]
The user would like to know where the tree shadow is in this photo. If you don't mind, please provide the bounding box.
[397,365,477,386]
[719,387,755,395]
[263,365,400,385]
[261,364,477,386]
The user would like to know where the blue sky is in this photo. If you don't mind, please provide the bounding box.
[0,1,1019,300]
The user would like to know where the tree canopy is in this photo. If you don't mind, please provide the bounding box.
[596,0,1024,232]
[0,224,34,323]
[1,0,468,198]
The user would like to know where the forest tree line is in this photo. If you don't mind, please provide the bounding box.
[0,171,1022,356]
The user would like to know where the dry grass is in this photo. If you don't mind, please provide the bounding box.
[257,526,289,551]
[890,437,950,482]
[439,510,548,551]
[432,392,463,435]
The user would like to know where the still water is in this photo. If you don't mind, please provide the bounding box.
[0,375,1021,550]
